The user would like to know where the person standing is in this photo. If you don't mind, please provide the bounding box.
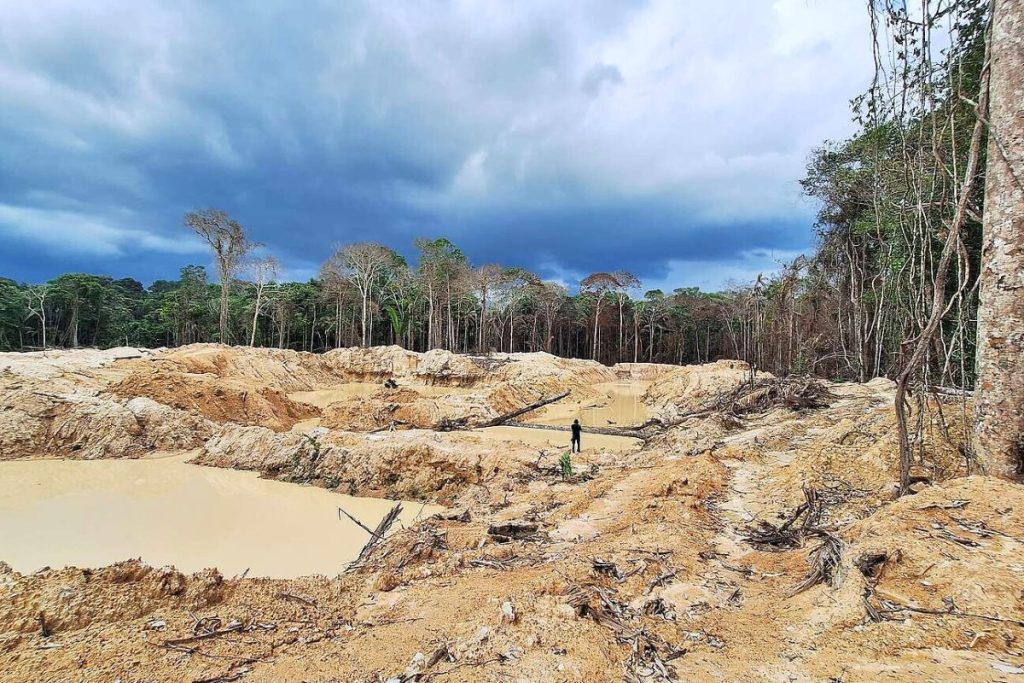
[570,418,582,453]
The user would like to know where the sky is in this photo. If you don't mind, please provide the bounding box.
[0,0,873,292]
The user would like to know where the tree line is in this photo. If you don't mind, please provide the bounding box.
[0,223,748,368]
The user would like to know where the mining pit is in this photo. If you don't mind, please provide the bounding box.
[1,345,1021,682]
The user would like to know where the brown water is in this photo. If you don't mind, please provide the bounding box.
[289,381,647,451]
[532,381,650,427]
[0,454,437,578]
[471,426,641,453]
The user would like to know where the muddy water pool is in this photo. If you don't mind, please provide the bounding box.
[476,381,649,452]
[471,426,641,453]
[0,454,437,578]
[531,381,649,428]
[288,380,649,452]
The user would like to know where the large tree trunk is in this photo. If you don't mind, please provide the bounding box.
[975,0,1024,481]
[249,288,261,347]
[219,280,229,344]
[360,291,368,347]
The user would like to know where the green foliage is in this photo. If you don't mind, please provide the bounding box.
[559,451,572,480]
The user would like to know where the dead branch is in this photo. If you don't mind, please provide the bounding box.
[864,587,1024,627]
[162,623,244,647]
[788,530,844,597]
[743,485,823,549]
[486,520,543,543]
[276,592,318,608]
[337,506,378,537]
[346,502,403,572]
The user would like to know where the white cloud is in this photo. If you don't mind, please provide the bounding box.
[0,203,204,257]
[422,0,872,223]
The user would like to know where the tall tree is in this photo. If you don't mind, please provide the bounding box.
[975,0,1024,480]
[580,272,620,361]
[416,237,466,350]
[536,282,567,353]
[472,264,504,352]
[326,242,403,347]
[247,256,280,347]
[184,209,254,344]
[612,271,640,362]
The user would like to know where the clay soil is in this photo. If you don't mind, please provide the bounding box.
[2,345,1023,682]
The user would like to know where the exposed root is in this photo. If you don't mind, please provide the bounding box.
[743,486,823,549]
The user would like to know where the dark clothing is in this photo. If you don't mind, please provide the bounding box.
[571,422,581,453]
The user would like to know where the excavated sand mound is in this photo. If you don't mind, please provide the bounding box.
[643,359,758,417]
[0,383,212,461]
[0,346,152,380]
[127,344,343,392]
[611,362,680,381]
[0,560,228,637]
[198,425,539,504]
[107,366,318,432]
[319,387,495,431]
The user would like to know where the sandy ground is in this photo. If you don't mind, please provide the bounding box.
[1,345,1022,682]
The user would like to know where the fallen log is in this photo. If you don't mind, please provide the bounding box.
[486,521,540,542]
[496,421,649,438]
[929,385,974,398]
[473,391,570,428]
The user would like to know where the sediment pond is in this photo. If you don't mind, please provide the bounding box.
[0,453,436,578]
[472,381,648,452]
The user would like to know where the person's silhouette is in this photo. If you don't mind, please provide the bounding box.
[571,418,582,453]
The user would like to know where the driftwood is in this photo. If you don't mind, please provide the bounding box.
[346,502,404,572]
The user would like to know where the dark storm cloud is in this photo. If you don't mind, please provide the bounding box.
[0,0,871,289]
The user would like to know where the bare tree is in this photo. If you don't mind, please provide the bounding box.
[25,285,49,351]
[492,267,540,353]
[472,264,504,352]
[247,255,280,347]
[185,209,255,344]
[612,271,640,362]
[327,242,400,347]
[580,272,620,362]
[975,0,1024,480]
[536,282,567,353]
[319,256,356,349]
